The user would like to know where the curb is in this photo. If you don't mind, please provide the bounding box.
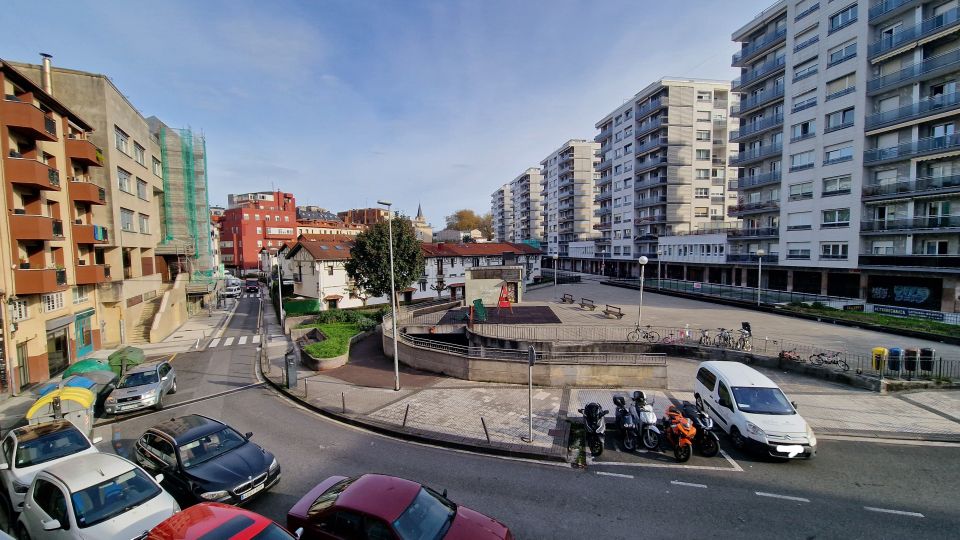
[815,428,960,444]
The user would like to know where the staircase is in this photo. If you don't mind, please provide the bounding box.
[127,297,162,344]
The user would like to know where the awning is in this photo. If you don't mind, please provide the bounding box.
[323,294,343,300]
[74,308,95,320]
[46,314,74,331]
[448,282,465,288]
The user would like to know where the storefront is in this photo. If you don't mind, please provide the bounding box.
[74,309,95,359]
[46,314,73,378]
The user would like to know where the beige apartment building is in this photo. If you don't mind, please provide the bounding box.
[491,183,513,242]
[510,168,544,244]
[540,139,600,263]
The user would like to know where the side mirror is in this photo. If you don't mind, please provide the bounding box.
[442,488,448,498]
[154,473,165,484]
[295,527,304,539]
[92,436,103,444]
[791,401,798,410]
[245,432,253,440]
[42,519,62,531]
[161,376,169,381]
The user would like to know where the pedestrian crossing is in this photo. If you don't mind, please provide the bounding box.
[241,293,260,298]
[208,334,261,348]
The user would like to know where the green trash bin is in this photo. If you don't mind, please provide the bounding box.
[871,347,888,371]
[107,346,145,377]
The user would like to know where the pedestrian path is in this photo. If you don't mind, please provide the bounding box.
[207,334,261,348]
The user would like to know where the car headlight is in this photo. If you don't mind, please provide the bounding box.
[746,421,767,443]
[143,389,157,398]
[806,425,817,446]
[199,490,229,500]
[13,480,30,494]
[173,501,181,513]
[269,457,279,472]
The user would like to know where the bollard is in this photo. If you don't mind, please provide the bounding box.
[341,392,346,413]
[303,380,308,398]
[402,403,410,428]
[480,417,491,444]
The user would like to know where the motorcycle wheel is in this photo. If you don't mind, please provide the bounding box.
[623,432,637,452]
[700,435,720,457]
[588,436,604,457]
[674,444,692,463]
[641,429,660,451]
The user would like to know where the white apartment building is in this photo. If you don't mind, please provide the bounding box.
[286,237,386,310]
[491,184,513,242]
[414,242,542,302]
[510,167,544,244]
[540,139,599,262]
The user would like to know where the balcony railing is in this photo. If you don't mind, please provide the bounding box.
[862,173,960,199]
[635,96,668,119]
[869,7,960,59]
[859,254,960,268]
[861,215,960,232]
[730,113,784,141]
[733,27,788,66]
[732,55,786,90]
[729,143,782,166]
[728,200,780,216]
[636,195,668,207]
[869,0,916,22]
[634,116,666,138]
[732,84,784,116]
[727,254,779,263]
[867,48,960,94]
[865,91,960,130]
[728,227,779,238]
[864,133,960,163]
[634,136,668,155]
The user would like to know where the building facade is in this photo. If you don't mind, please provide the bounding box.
[510,168,544,244]
[540,139,600,261]
[411,204,433,242]
[219,191,297,271]
[414,242,542,302]
[296,219,364,236]
[286,235,384,309]
[491,183,513,242]
[338,207,389,225]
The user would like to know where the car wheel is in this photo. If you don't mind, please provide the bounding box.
[155,393,164,411]
[0,493,13,534]
[169,378,177,394]
[730,426,746,450]
[15,523,30,540]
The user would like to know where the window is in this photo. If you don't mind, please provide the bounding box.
[696,367,717,391]
[696,169,710,179]
[794,26,819,51]
[793,58,818,81]
[821,242,849,259]
[828,40,857,67]
[243,214,249,220]
[138,213,150,233]
[694,207,709,217]
[121,208,135,231]
[72,286,89,304]
[787,211,812,230]
[10,299,28,321]
[41,292,64,312]
[254,214,260,221]
[32,479,68,526]
[697,91,712,102]
[136,178,148,200]
[792,90,817,112]
[826,72,856,100]
[787,242,812,259]
[822,175,851,196]
[152,157,162,177]
[822,208,850,228]
[790,150,815,171]
[117,167,131,193]
[133,143,145,165]
[789,181,814,200]
[872,240,894,255]
[824,144,853,165]
[791,119,816,141]
[825,107,854,131]
[114,126,129,154]
[695,188,710,198]
[924,240,949,255]
[696,130,711,141]
[697,111,712,122]
[829,4,858,33]
[696,149,710,160]
[328,266,335,276]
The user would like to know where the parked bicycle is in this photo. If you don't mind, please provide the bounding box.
[660,332,684,345]
[697,328,711,346]
[809,350,849,371]
[714,328,734,348]
[627,324,660,343]
[735,328,752,351]
[778,348,802,363]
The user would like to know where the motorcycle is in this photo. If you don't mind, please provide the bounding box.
[577,402,608,457]
[681,401,720,457]
[659,405,696,462]
[613,396,638,451]
[630,391,661,451]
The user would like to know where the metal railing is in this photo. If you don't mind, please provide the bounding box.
[736,170,782,190]
[861,215,960,232]
[859,254,960,269]
[863,133,960,163]
[869,0,914,22]
[730,113,783,141]
[862,173,960,199]
[729,143,781,165]
[867,47,960,94]
[732,55,785,90]
[865,91,960,129]
[733,27,787,65]
[868,7,959,59]
[732,84,784,115]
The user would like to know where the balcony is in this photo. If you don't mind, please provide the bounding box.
[634,136,668,155]
[10,213,57,241]
[728,227,779,238]
[634,117,666,138]
[865,92,960,130]
[75,263,111,285]
[595,125,612,142]
[732,84,784,116]
[594,191,612,203]
[593,222,612,231]
[867,48,960,95]
[859,254,960,269]
[1,96,57,142]
[68,179,107,205]
[861,215,960,233]
[636,195,668,207]
[869,0,917,23]
[729,113,784,142]
[728,200,780,217]
[726,254,779,264]
[869,7,960,60]
[64,136,103,167]
[636,215,666,224]
[72,223,110,244]
[864,133,960,164]
[729,143,782,166]
[635,96,668,119]
[862,174,960,201]
[597,158,612,171]
[732,27,787,67]
[732,56,786,91]
[594,207,612,217]
[635,156,668,173]
[14,267,68,294]
[4,157,61,191]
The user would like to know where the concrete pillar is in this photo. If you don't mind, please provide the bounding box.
[820,270,829,296]
[704,266,711,284]
[786,270,794,292]
[859,272,870,300]
[683,265,688,281]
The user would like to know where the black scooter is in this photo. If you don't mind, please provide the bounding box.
[681,401,720,457]
[577,402,608,457]
[613,396,638,451]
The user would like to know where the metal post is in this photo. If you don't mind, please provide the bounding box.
[637,256,648,324]
[525,346,535,443]
[756,249,765,307]
[380,200,400,392]
[481,417,491,444]
[402,403,410,427]
[276,260,284,329]
[657,256,661,291]
[552,255,558,300]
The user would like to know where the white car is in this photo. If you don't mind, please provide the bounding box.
[0,421,101,516]
[693,361,816,459]
[16,453,179,540]
[223,286,242,298]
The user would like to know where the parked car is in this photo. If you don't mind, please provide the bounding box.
[134,415,280,506]
[223,285,242,298]
[693,361,817,459]
[0,421,101,516]
[16,453,178,540]
[148,502,299,539]
[288,474,512,540]
[104,361,177,415]
[245,279,260,293]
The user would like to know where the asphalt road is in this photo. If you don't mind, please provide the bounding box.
[103,295,960,539]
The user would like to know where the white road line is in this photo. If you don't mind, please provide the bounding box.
[864,506,924,518]
[719,449,744,472]
[596,471,634,479]
[238,336,248,345]
[223,337,235,347]
[592,461,739,472]
[252,335,261,343]
[671,480,707,488]
[209,338,221,348]
[755,491,810,503]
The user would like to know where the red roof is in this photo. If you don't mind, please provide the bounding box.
[336,474,421,522]
[420,242,542,257]
[287,237,354,261]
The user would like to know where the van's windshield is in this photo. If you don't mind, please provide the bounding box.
[731,387,795,415]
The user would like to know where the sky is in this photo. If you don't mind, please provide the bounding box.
[5,0,773,228]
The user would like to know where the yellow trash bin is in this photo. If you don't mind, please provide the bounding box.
[871,347,888,371]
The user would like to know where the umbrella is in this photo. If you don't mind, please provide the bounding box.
[62,359,112,378]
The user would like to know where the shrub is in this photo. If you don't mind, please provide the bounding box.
[300,309,377,331]
[303,323,361,358]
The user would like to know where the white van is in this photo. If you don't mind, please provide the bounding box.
[693,361,816,459]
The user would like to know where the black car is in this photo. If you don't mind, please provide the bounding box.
[133,414,280,506]
[245,279,260,293]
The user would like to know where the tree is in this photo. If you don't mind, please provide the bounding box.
[478,212,493,240]
[445,209,483,231]
[345,217,425,299]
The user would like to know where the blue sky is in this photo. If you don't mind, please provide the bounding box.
[5,0,772,227]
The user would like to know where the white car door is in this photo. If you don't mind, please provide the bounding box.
[21,477,75,539]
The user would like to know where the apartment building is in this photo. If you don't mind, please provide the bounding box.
[415,242,542,302]
[491,183,513,242]
[296,205,337,221]
[296,219,364,236]
[510,168,544,244]
[540,139,600,262]
[338,207,389,225]
[590,78,738,278]
[220,190,297,271]
[1,60,106,390]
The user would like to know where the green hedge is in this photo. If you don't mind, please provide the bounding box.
[303,323,362,358]
[299,309,377,331]
[782,303,958,337]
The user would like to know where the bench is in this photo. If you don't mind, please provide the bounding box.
[579,298,596,311]
[561,293,575,304]
[603,305,624,319]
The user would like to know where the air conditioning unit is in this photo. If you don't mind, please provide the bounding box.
[78,260,86,265]
[13,209,26,215]
[75,219,83,225]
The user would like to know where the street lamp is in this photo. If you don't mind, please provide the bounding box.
[637,256,649,324]
[756,249,766,307]
[656,248,662,291]
[378,199,400,392]
[552,254,558,300]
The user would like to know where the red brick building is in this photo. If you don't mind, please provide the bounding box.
[219,191,297,271]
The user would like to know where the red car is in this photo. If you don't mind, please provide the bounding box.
[287,474,512,540]
[149,502,299,539]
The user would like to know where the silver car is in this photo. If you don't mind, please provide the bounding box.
[104,362,177,415]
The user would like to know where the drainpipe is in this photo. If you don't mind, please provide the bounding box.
[40,53,53,95]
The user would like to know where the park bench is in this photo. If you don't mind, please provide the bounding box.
[579,298,597,311]
[603,305,624,319]
[561,293,575,304]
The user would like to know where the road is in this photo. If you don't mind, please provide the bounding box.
[102,294,960,538]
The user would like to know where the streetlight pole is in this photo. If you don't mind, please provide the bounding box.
[276,259,283,329]
[552,254,558,300]
[756,249,765,307]
[378,200,400,391]
[656,249,662,291]
[637,256,648,324]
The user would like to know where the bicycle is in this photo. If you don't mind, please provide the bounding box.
[735,329,752,352]
[697,329,711,346]
[778,348,803,363]
[809,350,849,371]
[661,332,685,345]
[714,328,734,348]
[627,324,660,343]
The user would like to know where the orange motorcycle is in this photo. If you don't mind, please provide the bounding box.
[659,405,697,462]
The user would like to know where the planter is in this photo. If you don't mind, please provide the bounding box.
[298,328,373,371]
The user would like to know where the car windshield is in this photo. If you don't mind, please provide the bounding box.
[731,387,795,415]
[71,467,161,528]
[15,429,90,468]
[118,371,158,388]
[197,516,295,540]
[392,487,456,540]
[177,427,247,468]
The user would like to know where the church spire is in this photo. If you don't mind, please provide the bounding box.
[416,202,424,220]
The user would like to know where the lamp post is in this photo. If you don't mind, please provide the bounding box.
[378,200,400,392]
[656,248,662,291]
[756,249,765,306]
[552,255,558,300]
[637,256,649,324]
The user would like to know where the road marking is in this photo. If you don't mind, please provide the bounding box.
[755,491,810,503]
[864,507,924,518]
[209,338,221,347]
[238,336,248,345]
[596,471,634,479]
[592,461,740,472]
[224,337,235,347]
[671,480,707,488]
[818,435,960,447]
[252,335,261,343]
[720,449,744,472]
[167,353,178,364]
[216,297,241,338]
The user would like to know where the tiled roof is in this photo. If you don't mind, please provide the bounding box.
[287,237,354,261]
[420,242,542,257]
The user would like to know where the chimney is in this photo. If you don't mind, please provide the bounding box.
[40,53,53,95]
